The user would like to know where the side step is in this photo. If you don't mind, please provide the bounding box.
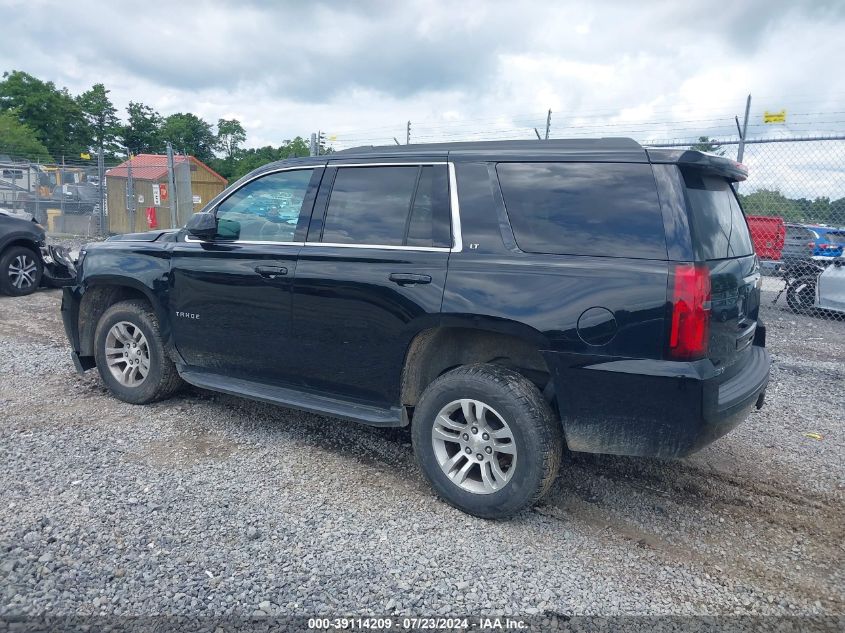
[178,368,404,427]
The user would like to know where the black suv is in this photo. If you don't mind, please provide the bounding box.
[61,139,770,518]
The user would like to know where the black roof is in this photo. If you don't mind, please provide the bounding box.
[336,137,642,154]
[330,137,646,162]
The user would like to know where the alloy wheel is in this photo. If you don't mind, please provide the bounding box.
[8,254,37,290]
[104,321,150,387]
[431,398,517,495]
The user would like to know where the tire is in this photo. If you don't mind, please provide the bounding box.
[412,364,563,519]
[94,299,183,404]
[786,276,816,313]
[0,246,42,297]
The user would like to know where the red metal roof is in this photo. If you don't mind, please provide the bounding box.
[106,154,227,184]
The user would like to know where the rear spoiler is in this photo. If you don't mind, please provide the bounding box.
[645,148,748,182]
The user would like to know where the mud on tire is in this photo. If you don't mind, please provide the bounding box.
[94,299,184,404]
[412,363,563,519]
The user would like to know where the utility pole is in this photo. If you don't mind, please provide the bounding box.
[97,147,105,235]
[406,120,411,145]
[310,133,317,157]
[544,109,552,140]
[166,142,178,228]
[736,94,752,163]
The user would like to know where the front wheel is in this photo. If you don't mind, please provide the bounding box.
[0,246,42,296]
[412,364,563,518]
[94,300,184,404]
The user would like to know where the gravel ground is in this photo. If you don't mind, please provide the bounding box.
[0,279,843,621]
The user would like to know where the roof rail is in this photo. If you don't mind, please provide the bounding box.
[336,137,642,154]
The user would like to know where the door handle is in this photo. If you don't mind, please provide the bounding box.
[255,265,288,279]
[389,273,432,285]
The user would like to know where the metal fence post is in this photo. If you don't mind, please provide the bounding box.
[545,109,552,140]
[59,157,65,223]
[125,149,135,232]
[406,121,411,145]
[97,148,105,235]
[737,94,751,163]
[25,164,30,217]
[33,161,41,224]
[166,142,178,228]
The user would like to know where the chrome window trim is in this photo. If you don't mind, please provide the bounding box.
[184,161,464,252]
[448,162,463,253]
[185,237,305,246]
[303,242,450,252]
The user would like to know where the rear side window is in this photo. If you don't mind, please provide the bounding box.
[405,165,451,247]
[786,225,817,241]
[825,230,845,246]
[682,170,754,260]
[322,165,450,247]
[496,162,667,259]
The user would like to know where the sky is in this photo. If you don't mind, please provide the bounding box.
[2,0,845,152]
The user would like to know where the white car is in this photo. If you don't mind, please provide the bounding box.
[817,260,845,313]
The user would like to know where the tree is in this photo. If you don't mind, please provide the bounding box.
[216,118,246,161]
[121,102,163,154]
[690,136,726,156]
[213,137,311,180]
[0,70,89,156]
[161,113,217,162]
[78,83,120,156]
[0,112,52,161]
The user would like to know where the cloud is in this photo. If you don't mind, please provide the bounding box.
[0,0,844,151]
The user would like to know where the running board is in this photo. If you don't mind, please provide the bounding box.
[178,368,404,427]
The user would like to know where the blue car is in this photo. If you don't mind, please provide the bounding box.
[809,226,845,258]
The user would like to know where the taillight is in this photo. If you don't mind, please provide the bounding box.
[667,264,711,361]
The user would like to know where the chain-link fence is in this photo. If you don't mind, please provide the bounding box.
[0,147,209,237]
[650,135,845,322]
[0,156,110,237]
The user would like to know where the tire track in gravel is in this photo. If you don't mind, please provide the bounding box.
[539,451,844,611]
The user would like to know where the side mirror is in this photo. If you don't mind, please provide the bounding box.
[185,212,217,240]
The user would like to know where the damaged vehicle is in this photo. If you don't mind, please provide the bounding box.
[60,139,771,518]
[0,208,78,296]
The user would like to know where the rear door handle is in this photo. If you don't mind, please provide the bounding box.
[255,265,288,279]
[389,273,432,285]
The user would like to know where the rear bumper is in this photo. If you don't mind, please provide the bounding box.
[546,345,771,459]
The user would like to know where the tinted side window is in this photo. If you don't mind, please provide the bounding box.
[405,165,451,247]
[216,169,313,242]
[496,162,667,259]
[323,166,418,245]
[682,170,753,260]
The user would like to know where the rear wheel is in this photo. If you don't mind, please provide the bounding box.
[412,364,563,518]
[786,276,816,313]
[94,300,183,404]
[0,246,42,296]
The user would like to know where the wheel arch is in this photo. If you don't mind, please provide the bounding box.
[400,322,554,413]
[77,279,172,361]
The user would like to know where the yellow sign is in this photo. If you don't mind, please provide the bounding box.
[763,110,786,124]
[80,152,91,159]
